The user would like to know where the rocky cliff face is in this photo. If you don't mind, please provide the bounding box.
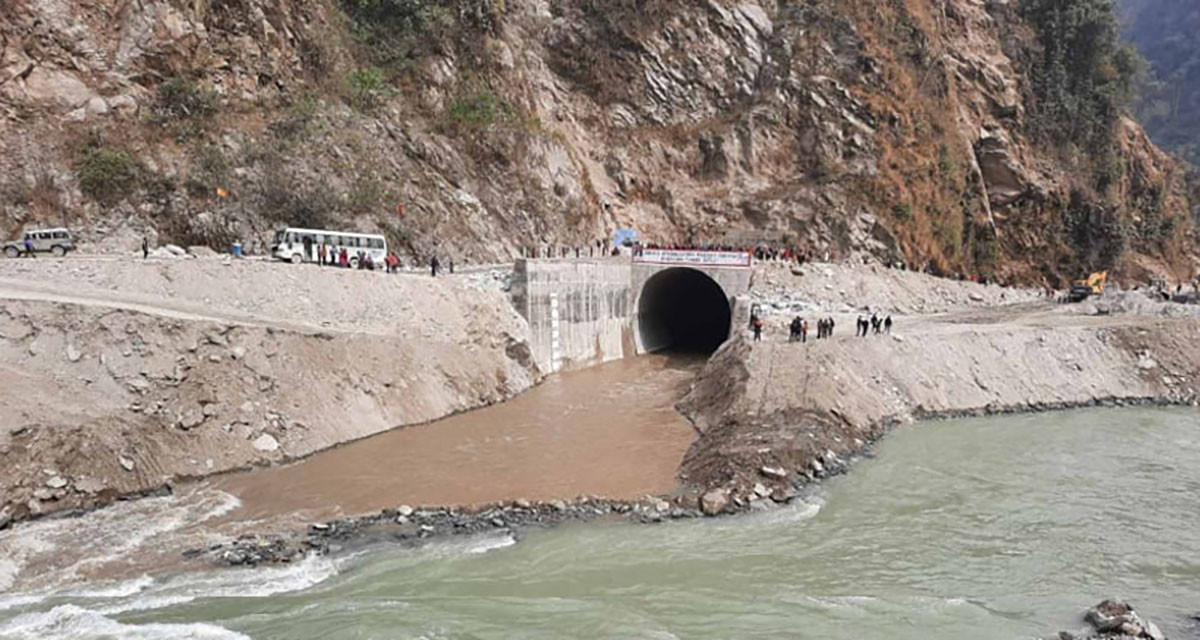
[1,0,1195,283]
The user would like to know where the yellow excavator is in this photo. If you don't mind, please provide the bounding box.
[1068,271,1107,303]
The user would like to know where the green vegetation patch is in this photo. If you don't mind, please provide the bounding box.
[341,0,506,69]
[76,147,141,204]
[1021,0,1141,160]
[446,89,515,127]
[347,67,392,112]
[186,143,231,198]
[153,76,218,123]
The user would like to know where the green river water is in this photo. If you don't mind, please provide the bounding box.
[1,407,1198,639]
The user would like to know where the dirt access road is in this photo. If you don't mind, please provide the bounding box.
[0,255,516,336]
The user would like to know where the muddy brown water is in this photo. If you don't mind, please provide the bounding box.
[209,355,703,524]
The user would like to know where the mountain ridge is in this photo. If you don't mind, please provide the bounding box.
[0,0,1195,284]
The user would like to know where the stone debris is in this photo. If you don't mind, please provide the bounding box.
[178,409,204,430]
[751,261,1041,319]
[74,477,105,493]
[44,476,68,489]
[192,495,711,568]
[188,246,219,258]
[700,489,729,516]
[1045,599,1167,640]
[252,433,280,453]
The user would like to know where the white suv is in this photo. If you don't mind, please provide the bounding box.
[3,228,76,258]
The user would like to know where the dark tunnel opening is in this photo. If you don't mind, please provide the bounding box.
[638,268,733,354]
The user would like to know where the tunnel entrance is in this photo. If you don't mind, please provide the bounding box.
[638,268,733,354]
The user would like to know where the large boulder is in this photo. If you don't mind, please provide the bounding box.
[699,488,730,516]
[975,126,1030,208]
[1082,599,1165,640]
[18,68,95,109]
[1045,599,1168,640]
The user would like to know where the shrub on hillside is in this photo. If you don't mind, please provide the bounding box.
[1022,0,1141,152]
[348,174,385,212]
[185,144,231,198]
[347,67,391,112]
[341,0,505,67]
[154,76,218,123]
[75,147,141,203]
[269,94,322,141]
[257,163,339,230]
[445,89,514,127]
[1063,189,1130,270]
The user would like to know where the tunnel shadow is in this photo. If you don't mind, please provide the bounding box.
[638,267,733,355]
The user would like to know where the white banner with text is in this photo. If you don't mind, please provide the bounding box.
[633,250,752,268]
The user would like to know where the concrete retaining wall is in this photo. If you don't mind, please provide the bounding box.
[511,260,635,373]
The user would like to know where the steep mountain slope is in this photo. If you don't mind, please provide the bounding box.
[1120,0,1200,165]
[1,0,1195,284]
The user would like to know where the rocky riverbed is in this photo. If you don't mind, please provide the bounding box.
[1045,599,1169,640]
[195,495,718,567]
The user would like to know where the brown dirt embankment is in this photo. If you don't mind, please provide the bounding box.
[0,261,538,528]
[678,309,1200,509]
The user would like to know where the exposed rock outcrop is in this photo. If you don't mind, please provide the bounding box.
[1044,599,1168,640]
[0,0,1193,283]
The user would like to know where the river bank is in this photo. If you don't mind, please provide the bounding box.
[184,302,1200,570]
[677,305,1200,513]
[0,258,539,528]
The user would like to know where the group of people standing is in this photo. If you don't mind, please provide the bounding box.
[751,312,894,342]
[316,243,377,270]
[787,316,836,343]
[856,313,892,336]
[314,242,436,276]
[523,240,615,260]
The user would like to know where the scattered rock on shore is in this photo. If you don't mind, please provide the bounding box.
[1047,599,1167,640]
[700,489,729,515]
[252,433,280,452]
[190,495,712,568]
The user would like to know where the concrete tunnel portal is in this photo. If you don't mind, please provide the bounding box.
[638,267,733,354]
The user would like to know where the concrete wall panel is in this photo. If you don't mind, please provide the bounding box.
[512,260,634,373]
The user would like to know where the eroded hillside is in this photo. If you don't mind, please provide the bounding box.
[0,0,1195,283]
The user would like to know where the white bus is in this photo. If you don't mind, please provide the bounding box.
[272,228,388,268]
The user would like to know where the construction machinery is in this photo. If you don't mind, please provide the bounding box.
[1067,271,1107,303]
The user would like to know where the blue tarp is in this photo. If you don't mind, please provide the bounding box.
[612,229,639,247]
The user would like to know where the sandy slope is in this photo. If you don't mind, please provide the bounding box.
[678,299,1200,507]
[0,256,537,527]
